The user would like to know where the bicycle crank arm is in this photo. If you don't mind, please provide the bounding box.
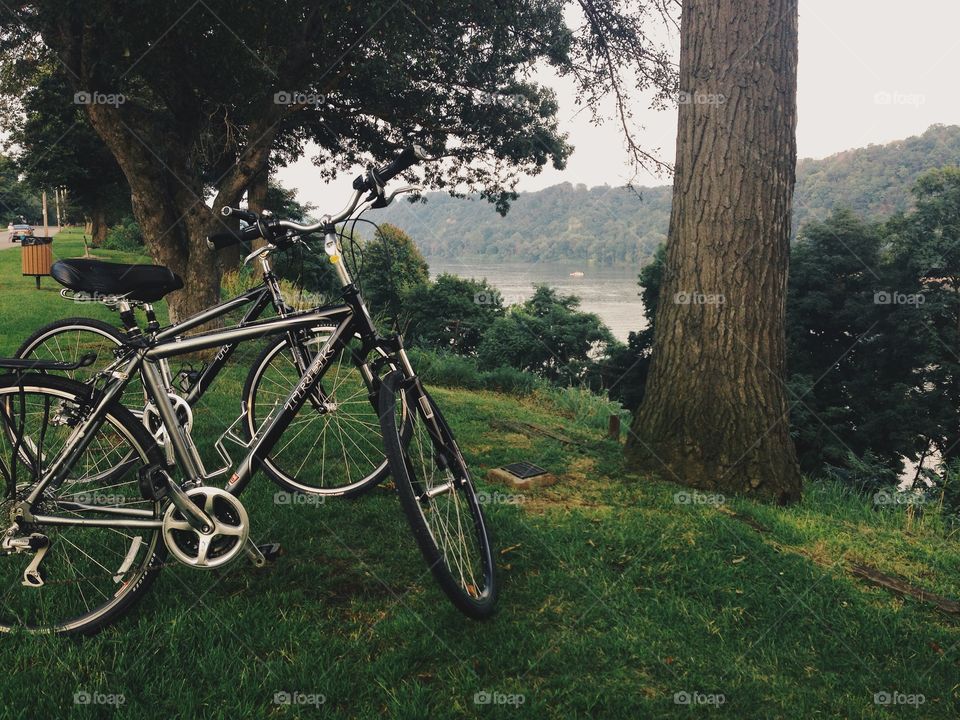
[167,480,215,533]
[243,539,267,568]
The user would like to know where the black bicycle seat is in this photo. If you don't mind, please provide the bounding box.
[51,259,184,303]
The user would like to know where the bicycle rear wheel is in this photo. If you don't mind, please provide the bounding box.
[15,317,144,411]
[0,374,165,635]
[379,371,497,618]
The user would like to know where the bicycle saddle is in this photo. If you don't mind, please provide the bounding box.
[51,259,184,302]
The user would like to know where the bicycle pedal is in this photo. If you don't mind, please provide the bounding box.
[137,464,169,501]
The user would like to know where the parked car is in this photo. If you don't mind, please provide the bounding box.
[8,223,34,243]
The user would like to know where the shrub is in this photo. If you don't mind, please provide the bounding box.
[408,349,483,390]
[101,217,143,252]
[221,266,327,312]
[482,365,543,395]
[406,348,545,396]
[537,386,630,432]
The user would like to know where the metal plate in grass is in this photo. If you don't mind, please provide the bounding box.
[501,461,547,479]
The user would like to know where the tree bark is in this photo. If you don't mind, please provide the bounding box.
[625,0,802,503]
[80,101,275,323]
[244,167,271,278]
[89,201,108,246]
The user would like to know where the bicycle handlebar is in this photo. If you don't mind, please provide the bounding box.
[206,221,265,250]
[207,145,426,250]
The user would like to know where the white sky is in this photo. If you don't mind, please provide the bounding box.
[278,0,960,214]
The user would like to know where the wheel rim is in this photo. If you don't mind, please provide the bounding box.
[20,325,145,410]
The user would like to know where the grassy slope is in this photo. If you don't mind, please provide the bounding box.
[0,232,958,718]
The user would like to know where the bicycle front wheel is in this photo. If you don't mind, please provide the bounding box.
[379,371,497,619]
[243,328,401,498]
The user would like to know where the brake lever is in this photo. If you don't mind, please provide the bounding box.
[243,243,276,265]
[371,185,422,209]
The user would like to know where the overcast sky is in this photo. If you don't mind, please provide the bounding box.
[277,0,960,214]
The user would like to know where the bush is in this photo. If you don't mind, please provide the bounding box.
[101,217,143,252]
[221,267,323,309]
[482,365,542,395]
[537,386,630,432]
[408,349,484,390]
[406,348,546,396]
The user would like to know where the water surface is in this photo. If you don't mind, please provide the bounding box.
[427,258,647,341]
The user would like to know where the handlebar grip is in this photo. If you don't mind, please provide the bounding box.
[221,206,258,223]
[206,222,263,250]
[376,146,423,184]
[353,145,426,192]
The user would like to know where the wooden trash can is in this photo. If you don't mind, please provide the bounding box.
[22,236,53,289]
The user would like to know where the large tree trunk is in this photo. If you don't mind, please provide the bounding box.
[245,167,270,278]
[88,201,108,247]
[81,105,266,324]
[625,0,802,503]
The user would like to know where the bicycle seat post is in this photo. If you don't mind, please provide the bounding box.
[117,300,142,338]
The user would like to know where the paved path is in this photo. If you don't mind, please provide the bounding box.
[0,228,64,250]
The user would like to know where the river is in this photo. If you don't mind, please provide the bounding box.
[426,258,647,341]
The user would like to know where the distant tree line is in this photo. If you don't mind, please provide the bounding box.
[379,124,960,266]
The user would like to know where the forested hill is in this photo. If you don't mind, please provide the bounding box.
[379,124,960,265]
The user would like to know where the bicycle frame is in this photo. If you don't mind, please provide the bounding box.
[148,253,316,405]
[20,290,391,534]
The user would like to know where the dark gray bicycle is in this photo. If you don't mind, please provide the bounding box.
[0,148,497,634]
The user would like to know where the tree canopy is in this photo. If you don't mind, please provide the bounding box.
[0,0,676,319]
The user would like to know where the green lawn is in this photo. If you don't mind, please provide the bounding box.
[0,231,959,718]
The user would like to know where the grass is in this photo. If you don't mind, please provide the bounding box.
[1,232,959,718]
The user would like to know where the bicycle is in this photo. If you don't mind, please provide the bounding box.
[0,147,497,634]
[15,212,397,498]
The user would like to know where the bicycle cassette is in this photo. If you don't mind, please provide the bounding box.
[162,487,249,569]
